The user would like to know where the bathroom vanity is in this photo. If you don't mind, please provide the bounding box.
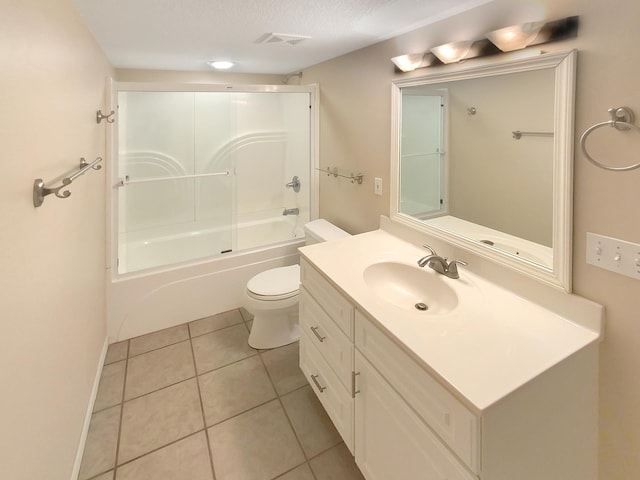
[298,226,602,480]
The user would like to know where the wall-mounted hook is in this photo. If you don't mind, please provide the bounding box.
[467,107,477,115]
[96,109,115,124]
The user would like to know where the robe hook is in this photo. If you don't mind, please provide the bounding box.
[96,109,115,124]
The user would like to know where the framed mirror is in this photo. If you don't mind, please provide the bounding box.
[390,50,576,291]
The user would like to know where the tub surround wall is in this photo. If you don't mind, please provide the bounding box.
[301,1,640,477]
[0,1,114,479]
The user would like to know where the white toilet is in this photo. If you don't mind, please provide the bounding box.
[244,219,350,349]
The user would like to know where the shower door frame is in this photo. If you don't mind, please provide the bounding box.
[105,79,319,280]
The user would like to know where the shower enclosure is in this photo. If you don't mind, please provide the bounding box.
[112,83,315,275]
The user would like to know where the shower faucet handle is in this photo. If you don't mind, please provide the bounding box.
[285,176,301,192]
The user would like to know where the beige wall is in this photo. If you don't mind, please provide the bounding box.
[0,1,113,479]
[302,1,640,478]
[2,1,639,479]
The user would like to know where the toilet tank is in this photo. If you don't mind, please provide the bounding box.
[304,219,350,245]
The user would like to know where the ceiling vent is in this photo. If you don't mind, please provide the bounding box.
[258,33,311,46]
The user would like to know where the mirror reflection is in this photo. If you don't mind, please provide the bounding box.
[398,64,556,268]
[392,50,576,290]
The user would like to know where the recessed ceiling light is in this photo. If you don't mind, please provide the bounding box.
[208,60,235,70]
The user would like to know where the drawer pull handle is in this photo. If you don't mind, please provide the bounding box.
[310,374,326,393]
[351,371,361,398]
[310,326,326,342]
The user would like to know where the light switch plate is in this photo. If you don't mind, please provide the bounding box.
[586,232,640,280]
[374,177,382,196]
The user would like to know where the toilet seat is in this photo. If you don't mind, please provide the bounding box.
[246,264,300,301]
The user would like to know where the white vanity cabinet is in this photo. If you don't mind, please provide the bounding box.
[299,256,598,480]
[300,258,477,477]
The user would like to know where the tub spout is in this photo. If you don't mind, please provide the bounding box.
[282,208,299,216]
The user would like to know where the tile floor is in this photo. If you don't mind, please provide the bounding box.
[79,309,365,480]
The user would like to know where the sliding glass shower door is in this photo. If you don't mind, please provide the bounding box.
[115,86,313,274]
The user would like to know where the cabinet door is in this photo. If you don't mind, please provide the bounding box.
[354,352,475,480]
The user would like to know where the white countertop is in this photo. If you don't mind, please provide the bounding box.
[299,229,602,411]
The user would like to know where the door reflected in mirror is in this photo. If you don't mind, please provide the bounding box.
[391,50,576,291]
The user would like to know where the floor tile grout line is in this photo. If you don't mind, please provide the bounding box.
[127,334,190,359]
[204,395,279,429]
[122,372,198,404]
[189,319,247,340]
[115,429,210,471]
[189,328,218,480]
[256,344,315,469]
[112,339,130,477]
[195,349,260,377]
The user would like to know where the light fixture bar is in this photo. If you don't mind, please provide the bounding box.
[390,16,578,72]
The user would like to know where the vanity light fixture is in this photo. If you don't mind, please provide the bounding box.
[208,60,235,70]
[485,22,545,52]
[430,40,474,64]
[391,54,426,72]
[390,16,578,72]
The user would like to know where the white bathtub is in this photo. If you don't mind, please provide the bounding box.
[109,215,305,341]
[119,214,304,274]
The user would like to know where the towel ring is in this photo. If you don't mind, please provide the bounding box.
[580,107,640,171]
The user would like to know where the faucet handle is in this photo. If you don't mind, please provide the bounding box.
[446,259,468,279]
[422,244,437,255]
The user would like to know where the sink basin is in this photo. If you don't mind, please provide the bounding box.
[363,262,458,314]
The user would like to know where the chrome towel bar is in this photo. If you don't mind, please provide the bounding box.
[316,166,363,184]
[33,157,102,207]
[512,130,554,140]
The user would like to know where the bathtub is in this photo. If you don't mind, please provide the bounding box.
[108,215,305,342]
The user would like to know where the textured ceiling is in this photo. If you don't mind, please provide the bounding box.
[70,0,494,74]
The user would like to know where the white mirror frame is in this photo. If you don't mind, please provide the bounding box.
[390,49,576,292]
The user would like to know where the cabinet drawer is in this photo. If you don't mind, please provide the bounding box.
[300,287,354,390]
[355,310,480,473]
[300,259,354,339]
[300,330,355,453]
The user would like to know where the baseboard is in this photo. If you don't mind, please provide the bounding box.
[69,337,109,480]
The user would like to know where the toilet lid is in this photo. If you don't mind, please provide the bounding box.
[247,264,300,297]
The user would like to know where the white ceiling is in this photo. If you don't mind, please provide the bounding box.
[71,0,494,74]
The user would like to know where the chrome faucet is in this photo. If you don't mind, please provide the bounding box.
[285,176,301,192]
[282,208,299,216]
[417,244,467,279]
